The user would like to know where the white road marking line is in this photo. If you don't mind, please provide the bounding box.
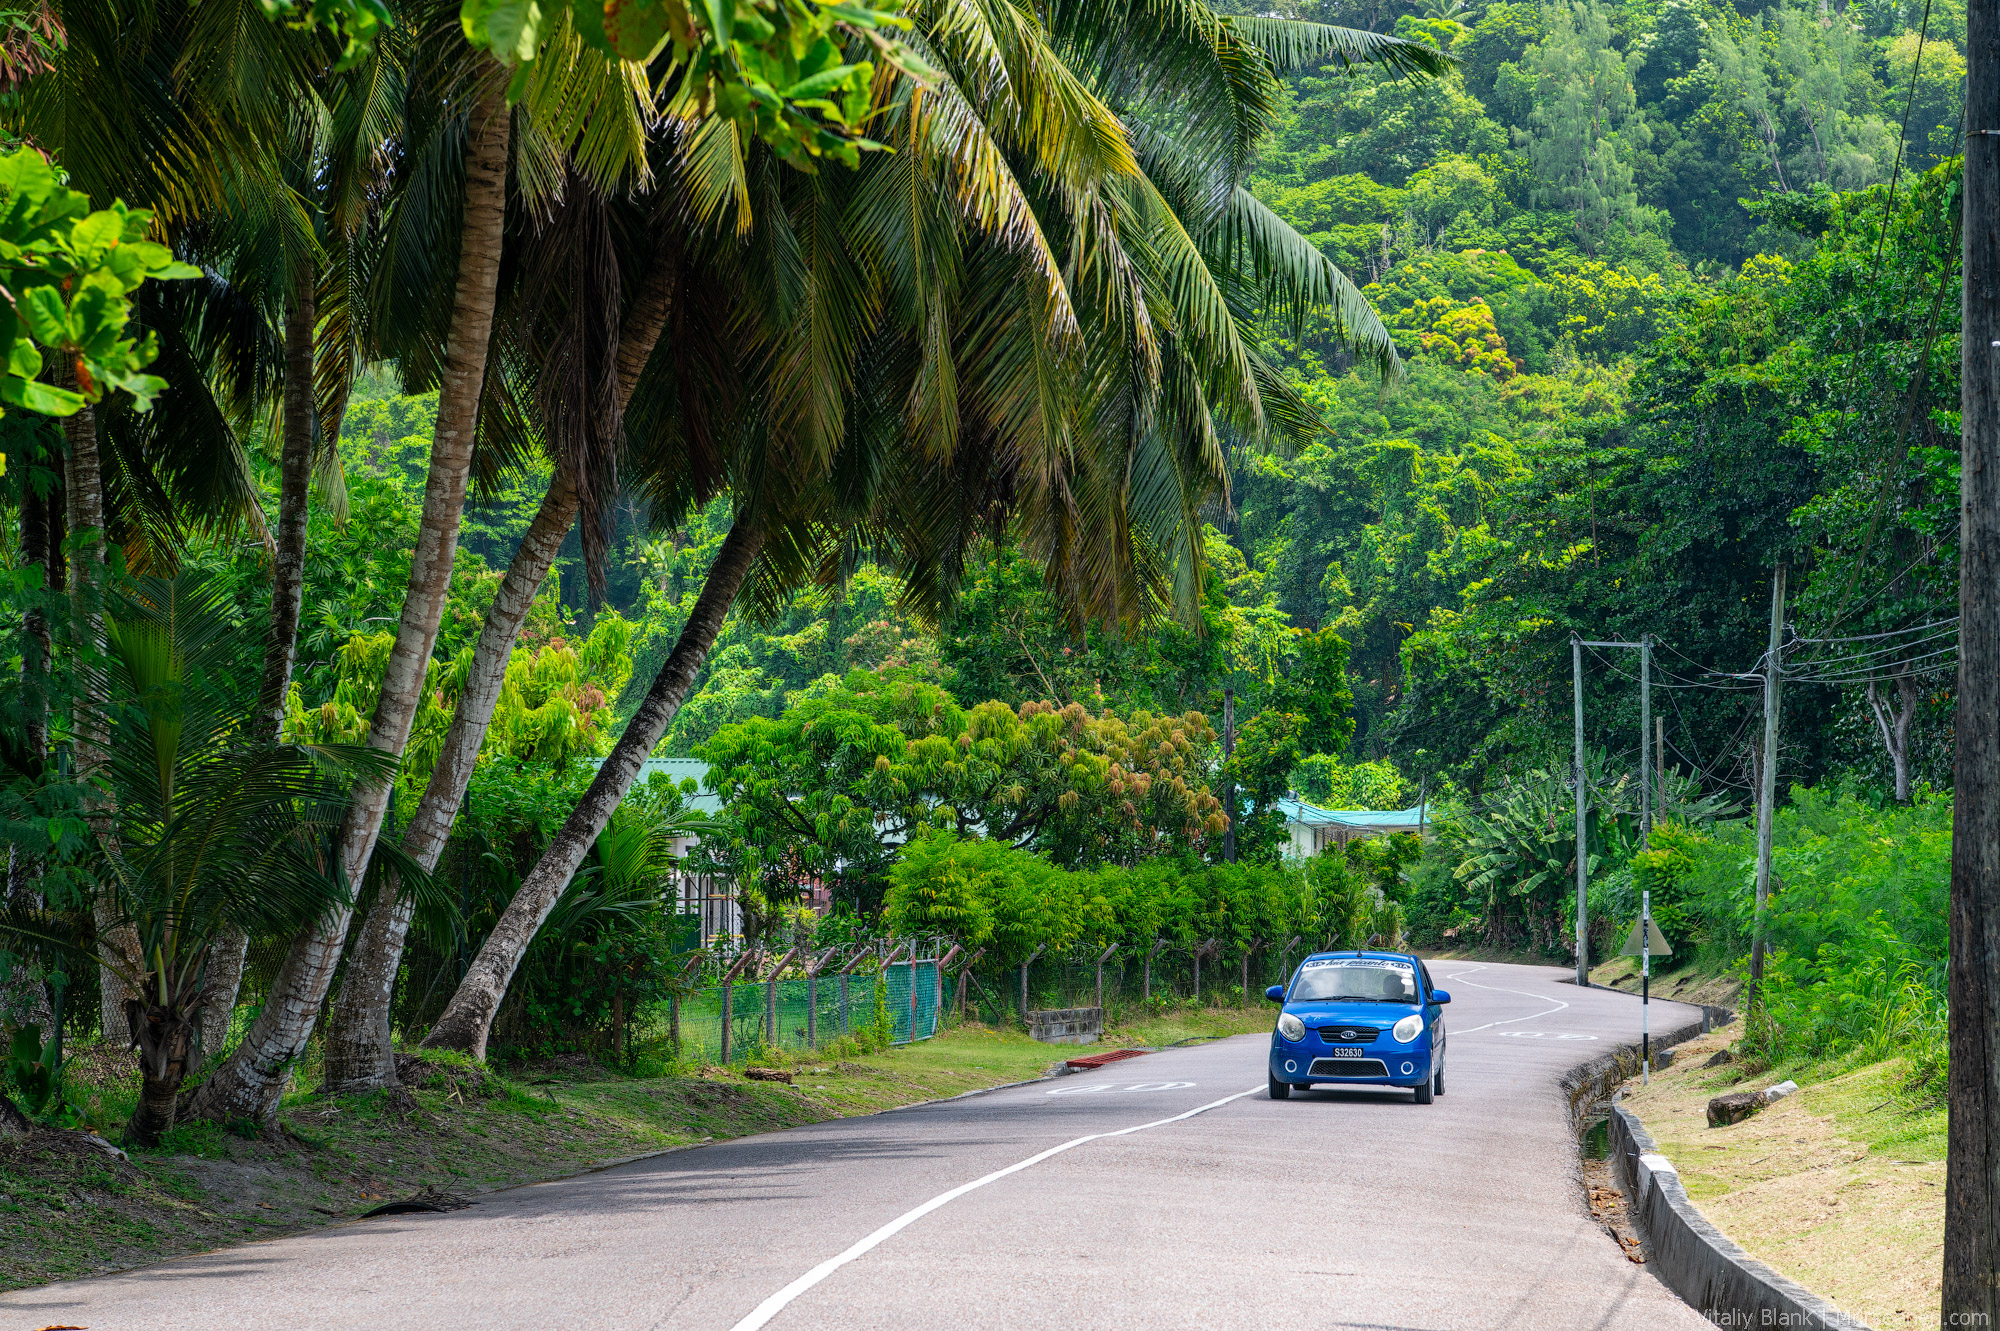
[727,1084,1265,1331]
[1438,964,1573,1035]
[1046,1080,1195,1095]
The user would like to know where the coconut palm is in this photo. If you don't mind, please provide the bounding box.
[418,0,1444,1060]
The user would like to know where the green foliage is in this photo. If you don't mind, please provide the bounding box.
[881,832,1401,971]
[695,669,1228,917]
[3,1023,59,1117]
[0,147,199,422]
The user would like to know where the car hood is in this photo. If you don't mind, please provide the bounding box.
[1284,1000,1422,1021]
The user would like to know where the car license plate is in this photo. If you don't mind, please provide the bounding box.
[1327,1045,1366,1056]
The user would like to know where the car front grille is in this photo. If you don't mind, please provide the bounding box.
[1315,1026,1380,1043]
[1307,1057,1390,1078]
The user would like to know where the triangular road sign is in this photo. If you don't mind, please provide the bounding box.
[1619,916,1672,957]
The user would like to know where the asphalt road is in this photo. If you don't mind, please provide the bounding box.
[4,961,1714,1330]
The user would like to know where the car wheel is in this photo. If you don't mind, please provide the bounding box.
[1434,1068,1445,1097]
[1413,1078,1434,1104]
[1268,1074,1291,1100]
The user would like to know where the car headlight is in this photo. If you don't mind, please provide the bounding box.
[1393,1014,1424,1043]
[1278,1012,1305,1042]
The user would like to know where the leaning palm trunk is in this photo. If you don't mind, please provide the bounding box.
[186,70,512,1127]
[255,274,319,741]
[423,519,765,1059]
[54,369,137,1041]
[321,245,677,1092]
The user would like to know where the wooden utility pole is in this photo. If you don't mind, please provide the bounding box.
[1656,716,1666,822]
[1640,634,1653,849]
[1947,9,2000,1315]
[1572,636,1588,987]
[1750,566,1787,1009]
[1222,685,1237,863]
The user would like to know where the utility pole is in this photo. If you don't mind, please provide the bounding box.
[1640,634,1652,850]
[1572,636,1588,987]
[1656,716,1666,824]
[1222,685,1237,863]
[1945,5,2000,1316]
[1750,565,1786,1010]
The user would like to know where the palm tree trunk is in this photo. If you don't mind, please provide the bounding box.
[322,244,679,1092]
[423,518,765,1060]
[54,364,136,1043]
[320,467,575,1092]
[126,1000,195,1146]
[255,272,318,742]
[185,67,513,1128]
[198,927,249,1061]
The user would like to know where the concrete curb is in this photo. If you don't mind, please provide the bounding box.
[1607,1104,1875,1331]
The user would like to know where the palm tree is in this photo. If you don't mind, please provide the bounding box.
[419,0,1444,1059]
[185,6,664,1127]
[2,574,393,1146]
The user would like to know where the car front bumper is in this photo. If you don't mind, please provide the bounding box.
[1270,1044,1433,1087]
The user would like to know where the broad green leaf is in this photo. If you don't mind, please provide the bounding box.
[0,375,84,416]
[19,286,67,347]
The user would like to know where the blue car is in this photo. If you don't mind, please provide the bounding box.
[1264,951,1451,1103]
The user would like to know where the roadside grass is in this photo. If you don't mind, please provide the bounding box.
[1,1003,1273,1292]
[1586,954,1742,1011]
[1618,1025,1942,1331]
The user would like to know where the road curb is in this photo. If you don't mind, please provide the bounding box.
[1606,1104,1874,1331]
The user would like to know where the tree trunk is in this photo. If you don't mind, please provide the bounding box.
[1947,1,2000,1316]
[185,67,513,1128]
[124,1000,194,1146]
[423,519,766,1060]
[255,273,319,742]
[54,364,136,1042]
[197,927,249,1062]
[0,1087,30,1139]
[322,240,680,1092]
[320,469,575,1092]
[1866,673,1921,803]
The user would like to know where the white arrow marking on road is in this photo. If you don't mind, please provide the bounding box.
[729,1084,1265,1330]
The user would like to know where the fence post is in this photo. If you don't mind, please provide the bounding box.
[1096,943,1118,1012]
[1019,944,1044,1029]
[718,950,756,1065]
[805,946,839,1048]
[1145,938,1167,1002]
[1279,935,1301,993]
[838,946,871,1037]
[1241,939,1261,1007]
[957,947,986,1021]
[937,945,963,1033]
[673,951,707,1059]
[764,946,801,1051]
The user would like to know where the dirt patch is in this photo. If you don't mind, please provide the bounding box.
[1619,1027,1942,1330]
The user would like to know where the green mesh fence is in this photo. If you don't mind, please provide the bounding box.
[667,961,947,1065]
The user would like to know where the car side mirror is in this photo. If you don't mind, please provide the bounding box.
[1431,990,1451,1005]
[1265,984,1286,1002]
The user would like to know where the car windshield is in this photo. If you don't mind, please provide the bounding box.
[1290,958,1419,1003]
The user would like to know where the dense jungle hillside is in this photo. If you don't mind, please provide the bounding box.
[308,0,1966,818]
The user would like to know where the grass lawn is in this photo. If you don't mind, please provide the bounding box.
[1618,1025,1942,1331]
[0,1002,1274,1292]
